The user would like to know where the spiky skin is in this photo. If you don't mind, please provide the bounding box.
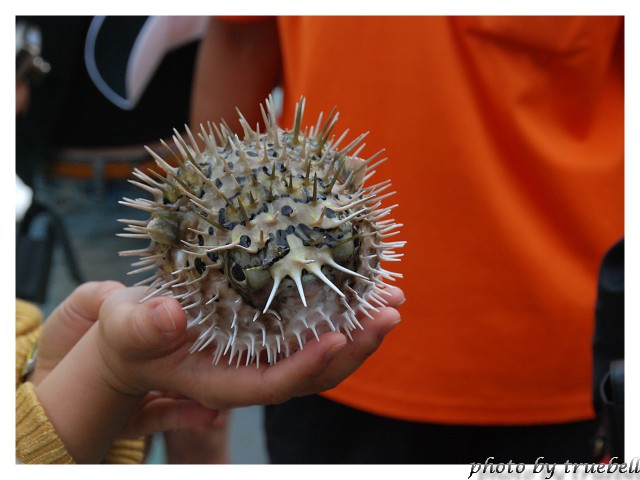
[119,96,404,366]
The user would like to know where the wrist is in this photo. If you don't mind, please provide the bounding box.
[35,324,144,463]
[94,325,148,397]
[16,382,75,464]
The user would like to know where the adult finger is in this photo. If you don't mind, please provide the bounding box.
[184,331,348,409]
[296,305,401,395]
[163,411,230,464]
[121,397,219,437]
[295,285,403,392]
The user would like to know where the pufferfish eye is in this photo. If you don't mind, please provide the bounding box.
[231,262,246,282]
[226,255,273,292]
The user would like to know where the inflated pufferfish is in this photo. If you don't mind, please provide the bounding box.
[119,96,404,366]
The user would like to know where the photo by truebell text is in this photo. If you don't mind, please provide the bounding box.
[469,457,640,479]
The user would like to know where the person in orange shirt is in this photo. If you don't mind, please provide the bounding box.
[190,16,624,463]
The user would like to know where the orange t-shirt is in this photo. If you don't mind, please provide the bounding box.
[276,16,624,425]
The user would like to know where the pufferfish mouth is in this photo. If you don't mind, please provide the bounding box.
[271,270,325,301]
[225,231,359,312]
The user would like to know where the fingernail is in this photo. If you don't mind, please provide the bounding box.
[381,312,401,336]
[324,339,347,361]
[152,303,177,333]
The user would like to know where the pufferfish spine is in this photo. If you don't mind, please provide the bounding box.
[119,96,404,366]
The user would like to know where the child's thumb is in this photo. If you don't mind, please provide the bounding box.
[152,302,179,334]
[130,298,187,355]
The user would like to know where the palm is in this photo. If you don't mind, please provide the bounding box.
[98,286,403,410]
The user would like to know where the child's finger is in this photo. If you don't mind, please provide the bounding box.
[100,288,189,359]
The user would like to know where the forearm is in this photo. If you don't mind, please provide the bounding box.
[190,16,282,131]
[34,323,143,463]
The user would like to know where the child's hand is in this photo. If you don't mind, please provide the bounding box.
[30,281,218,437]
[32,281,123,385]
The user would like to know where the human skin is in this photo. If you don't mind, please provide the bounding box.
[34,283,403,463]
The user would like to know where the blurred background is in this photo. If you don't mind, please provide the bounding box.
[16,15,268,464]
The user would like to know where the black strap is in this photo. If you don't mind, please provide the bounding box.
[600,360,625,460]
[16,201,84,303]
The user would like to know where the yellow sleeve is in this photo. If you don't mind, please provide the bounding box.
[16,299,42,387]
[16,381,75,464]
[103,438,146,464]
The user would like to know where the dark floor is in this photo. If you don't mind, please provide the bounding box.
[25,172,268,464]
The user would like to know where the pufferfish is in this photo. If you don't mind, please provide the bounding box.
[119,96,404,366]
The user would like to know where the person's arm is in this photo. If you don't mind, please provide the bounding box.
[190,16,282,131]
[33,322,145,463]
